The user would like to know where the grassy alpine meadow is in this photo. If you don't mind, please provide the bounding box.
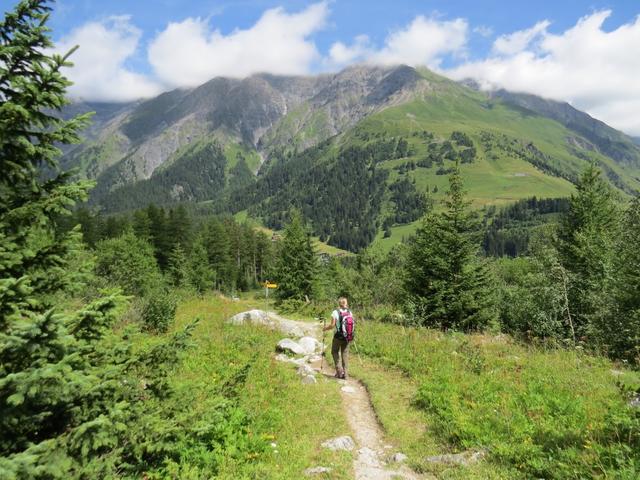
[143,294,353,479]
[351,321,640,479]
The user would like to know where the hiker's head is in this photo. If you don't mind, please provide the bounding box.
[338,297,348,308]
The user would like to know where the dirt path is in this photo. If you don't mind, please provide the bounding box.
[230,310,426,479]
[336,375,424,480]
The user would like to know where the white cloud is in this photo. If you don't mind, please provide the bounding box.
[148,2,329,88]
[55,16,162,102]
[446,11,640,135]
[327,15,468,69]
[328,34,371,66]
[492,20,549,55]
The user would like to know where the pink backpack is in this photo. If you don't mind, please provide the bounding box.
[337,309,355,342]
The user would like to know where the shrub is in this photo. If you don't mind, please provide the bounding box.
[142,289,177,333]
[95,231,164,296]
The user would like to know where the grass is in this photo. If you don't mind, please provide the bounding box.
[161,294,353,479]
[352,321,640,479]
[134,293,640,478]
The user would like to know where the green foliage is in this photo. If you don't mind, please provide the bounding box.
[0,5,210,476]
[94,231,163,296]
[404,165,494,330]
[557,163,619,339]
[601,196,640,362]
[141,289,177,333]
[356,321,640,479]
[495,236,575,341]
[167,243,191,289]
[274,211,317,301]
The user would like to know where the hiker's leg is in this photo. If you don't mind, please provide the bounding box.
[331,337,341,374]
[341,340,349,376]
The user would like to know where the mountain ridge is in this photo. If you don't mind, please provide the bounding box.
[61,65,640,250]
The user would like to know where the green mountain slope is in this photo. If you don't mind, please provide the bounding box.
[68,65,640,252]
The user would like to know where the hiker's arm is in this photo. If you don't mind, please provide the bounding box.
[323,316,336,332]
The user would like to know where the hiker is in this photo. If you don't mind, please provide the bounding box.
[323,297,355,379]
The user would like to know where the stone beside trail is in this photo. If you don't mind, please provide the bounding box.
[228,310,429,479]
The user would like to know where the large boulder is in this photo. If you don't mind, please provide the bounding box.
[276,338,306,356]
[227,309,271,327]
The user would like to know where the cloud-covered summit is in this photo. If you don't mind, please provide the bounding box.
[55,3,640,136]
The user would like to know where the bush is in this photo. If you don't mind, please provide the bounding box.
[142,290,177,333]
[95,231,164,296]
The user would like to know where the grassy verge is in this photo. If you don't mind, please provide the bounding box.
[156,294,352,479]
[352,321,640,479]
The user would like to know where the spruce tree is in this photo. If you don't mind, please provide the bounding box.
[557,162,618,338]
[167,243,190,289]
[274,211,317,301]
[404,163,493,330]
[604,196,640,361]
[0,3,196,476]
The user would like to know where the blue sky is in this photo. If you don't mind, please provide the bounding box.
[2,0,639,134]
[43,0,640,73]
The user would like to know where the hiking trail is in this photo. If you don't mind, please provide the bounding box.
[228,310,430,480]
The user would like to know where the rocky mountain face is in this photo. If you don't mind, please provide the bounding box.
[64,65,430,192]
[62,65,640,218]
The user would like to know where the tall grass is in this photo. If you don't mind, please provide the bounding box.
[356,322,640,479]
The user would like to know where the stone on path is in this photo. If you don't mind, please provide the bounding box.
[301,375,317,384]
[276,338,306,355]
[299,336,322,354]
[297,364,316,377]
[304,466,332,476]
[321,435,355,451]
[341,385,356,394]
[425,449,486,466]
[389,452,408,463]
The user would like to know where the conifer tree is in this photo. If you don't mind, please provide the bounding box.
[188,235,215,293]
[274,210,317,301]
[167,243,190,289]
[557,162,618,337]
[603,196,640,360]
[0,3,196,475]
[404,163,493,330]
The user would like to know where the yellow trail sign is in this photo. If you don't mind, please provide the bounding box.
[264,283,278,289]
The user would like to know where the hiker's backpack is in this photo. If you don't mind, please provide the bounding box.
[337,309,355,342]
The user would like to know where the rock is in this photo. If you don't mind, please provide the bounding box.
[321,435,355,451]
[274,353,297,364]
[307,354,322,363]
[304,466,332,476]
[298,336,322,354]
[297,364,316,377]
[341,386,356,394]
[301,375,317,384]
[228,309,271,327]
[629,394,640,408]
[389,452,408,463]
[276,338,306,356]
[425,449,486,466]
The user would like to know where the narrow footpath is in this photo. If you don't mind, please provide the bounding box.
[228,310,428,480]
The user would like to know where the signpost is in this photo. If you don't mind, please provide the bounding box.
[264,282,278,312]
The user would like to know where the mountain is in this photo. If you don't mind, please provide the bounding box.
[63,65,640,251]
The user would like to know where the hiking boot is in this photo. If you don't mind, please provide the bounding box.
[335,369,343,379]
[341,371,348,380]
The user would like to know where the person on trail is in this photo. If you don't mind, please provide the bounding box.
[323,297,355,379]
